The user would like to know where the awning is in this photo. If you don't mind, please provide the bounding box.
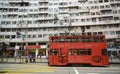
[7,47,14,50]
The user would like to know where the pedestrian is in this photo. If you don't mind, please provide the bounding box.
[33,55,35,63]
[118,55,120,60]
[32,55,35,63]
[25,58,28,63]
[29,55,32,63]
[37,54,39,58]
[40,53,42,59]
[110,54,114,62]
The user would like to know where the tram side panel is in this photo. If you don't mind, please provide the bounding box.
[67,43,91,64]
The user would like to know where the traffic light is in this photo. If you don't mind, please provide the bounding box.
[1,42,7,52]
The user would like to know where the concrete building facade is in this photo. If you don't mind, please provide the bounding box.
[0,0,120,58]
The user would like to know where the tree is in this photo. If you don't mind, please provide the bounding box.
[1,42,7,52]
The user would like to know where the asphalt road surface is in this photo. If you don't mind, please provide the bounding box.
[0,63,120,74]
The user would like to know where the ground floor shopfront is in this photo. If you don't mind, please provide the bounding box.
[1,41,120,59]
[27,49,47,58]
[108,48,120,59]
[0,47,14,57]
[14,45,48,58]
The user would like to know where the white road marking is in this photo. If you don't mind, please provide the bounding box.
[73,67,99,74]
[74,67,79,74]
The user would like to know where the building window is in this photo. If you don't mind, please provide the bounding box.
[5,35,10,38]
[98,32,103,35]
[86,26,90,29]
[93,32,97,35]
[39,42,46,45]
[100,5,104,9]
[108,25,114,28]
[105,5,110,8]
[43,34,47,37]
[114,24,119,27]
[116,31,120,34]
[114,17,119,21]
[91,12,95,15]
[87,32,92,35]
[33,35,36,38]
[110,0,114,2]
[110,31,115,35]
[12,21,17,24]
[81,19,85,22]
[104,0,109,2]
[103,31,109,35]
[1,29,5,32]
[17,35,20,38]
[99,0,103,3]
[113,10,118,14]
[28,28,32,31]
[38,34,42,38]
[28,35,31,38]
[49,3,53,6]
[86,19,90,22]
[92,18,96,22]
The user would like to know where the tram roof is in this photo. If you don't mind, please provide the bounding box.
[50,35,105,38]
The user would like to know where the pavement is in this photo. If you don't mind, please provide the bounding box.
[0,57,120,64]
[0,58,48,64]
[109,58,120,64]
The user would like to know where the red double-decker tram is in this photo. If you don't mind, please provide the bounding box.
[48,35,109,66]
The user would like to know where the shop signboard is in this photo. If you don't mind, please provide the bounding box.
[25,45,40,49]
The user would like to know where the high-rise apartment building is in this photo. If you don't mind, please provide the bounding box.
[0,0,120,58]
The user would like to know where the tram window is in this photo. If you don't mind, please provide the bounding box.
[53,50,58,55]
[81,38,84,42]
[77,50,79,55]
[88,38,91,42]
[88,49,92,55]
[51,38,54,42]
[94,38,99,42]
[81,38,88,42]
[102,49,107,55]
[79,38,82,42]
[49,50,53,55]
[85,38,89,42]
[90,38,93,42]
[73,49,79,55]
[60,38,65,42]
[66,38,71,42]
[100,38,104,42]
[72,38,78,42]
[79,49,86,55]
[68,49,72,55]
[53,38,59,42]
[56,39,59,42]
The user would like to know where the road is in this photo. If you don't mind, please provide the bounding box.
[0,63,120,74]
